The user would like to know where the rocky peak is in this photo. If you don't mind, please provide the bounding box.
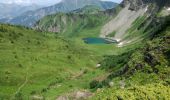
[121,0,169,11]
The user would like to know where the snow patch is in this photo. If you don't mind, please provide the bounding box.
[96,64,101,68]
[117,42,123,47]
[145,6,148,12]
[115,38,121,42]
[167,8,170,11]
[117,40,133,47]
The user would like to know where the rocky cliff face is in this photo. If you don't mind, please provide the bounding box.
[121,0,169,11]
[35,0,170,46]
[120,0,169,14]
[101,0,170,47]
[121,0,167,7]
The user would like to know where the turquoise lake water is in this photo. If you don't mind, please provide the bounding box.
[83,37,117,44]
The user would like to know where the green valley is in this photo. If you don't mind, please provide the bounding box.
[0,0,170,100]
[0,24,127,99]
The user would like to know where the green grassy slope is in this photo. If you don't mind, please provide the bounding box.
[0,24,107,99]
[0,2,169,100]
[89,16,170,100]
[36,13,109,37]
[0,23,136,99]
[71,5,101,14]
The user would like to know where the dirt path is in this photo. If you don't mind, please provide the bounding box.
[10,66,29,99]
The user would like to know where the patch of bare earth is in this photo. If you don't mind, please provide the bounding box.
[56,90,92,100]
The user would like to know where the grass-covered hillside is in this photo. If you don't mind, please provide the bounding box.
[89,15,170,100]
[35,12,108,37]
[71,5,101,14]
[35,6,122,38]
[0,24,111,99]
[0,0,169,100]
[0,23,137,100]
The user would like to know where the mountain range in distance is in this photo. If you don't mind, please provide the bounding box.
[0,0,118,27]
[0,3,43,19]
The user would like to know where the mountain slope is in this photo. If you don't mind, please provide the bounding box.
[0,0,170,99]
[89,15,170,100]
[71,5,101,14]
[101,0,170,46]
[0,24,110,99]
[35,5,122,37]
[36,0,169,46]
[1,0,118,27]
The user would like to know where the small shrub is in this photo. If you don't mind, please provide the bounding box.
[37,41,41,45]
[14,55,18,59]
[11,40,14,44]
[90,80,100,89]
[18,64,23,68]
[15,92,23,100]
[27,40,31,43]
[41,88,47,93]
[0,33,3,38]
[83,69,88,74]
[18,32,23,36]
[27,47,30,50]
[30,91,36,95]
[5,71,11,74]
[69,85,73,88]
[67,55,72,59]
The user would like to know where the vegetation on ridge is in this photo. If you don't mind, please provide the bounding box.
[89,15,170,100]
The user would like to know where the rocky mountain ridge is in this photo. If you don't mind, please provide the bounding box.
[0,0,117,27]
[101,0,170,46]
[35,0,170,47]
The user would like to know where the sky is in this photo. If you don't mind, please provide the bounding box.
[0,0,123,6]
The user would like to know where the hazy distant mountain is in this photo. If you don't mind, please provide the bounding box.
[0,0,118,27]
[0,3,42,19]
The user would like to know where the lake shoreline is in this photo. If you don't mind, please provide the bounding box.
[83,37,118,44]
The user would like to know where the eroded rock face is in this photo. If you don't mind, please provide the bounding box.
[121,0,144,11]
[101,0,169,46]
[100,4,147,39]
[121,0,169,11]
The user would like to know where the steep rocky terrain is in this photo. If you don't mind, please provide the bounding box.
[101,0,170,46]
